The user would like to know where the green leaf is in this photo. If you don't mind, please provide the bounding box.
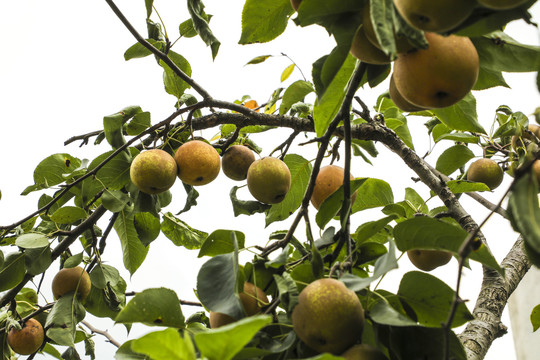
[394,217,503,275]
[341,239,398,291]
[126,112,152,136]
[266,154,312,226]
[160,51,192,98]
[145,0,153,18]
[197,248,245,320]
[176,183,199,215]
[50,206,87,225]
[446,180,490,194]
[279,81,314,115]
[88,149,133,190]
[194,315,272,360]
[384,107,414,149]
[114,209,149,275]
[294,0,364,26]
[15,233,49,249]
[432,93,485,133]
[316,178,367,229]
[531,303,540,332]
[22,154,82,194]
[116,340,151,359]
[245,55,273,65]
[436,145,475,176]
[473,66,510,90]
[313,54,357,136]
[472,31,540,73]
[90,264,120,290]
[131,328,196,360]
[85,276,127,320]
[199,230,246,257]
[116,288,185,328]
[281,64,295,82]
[368,299,417,327]
[507,171,540,254]
[239,0,293,44]
[353,215,395,245]
[351,178,394,213]
[24,246,52,275]
[134,212,161,247]
[161,212,207,249]
[102,189,131,213]
[104,106,141,149]
[45,293,86,347]
[230,186,271,217]
[124,40,164,61]
[398,271,473,328]
[187,0,220,59]
[0,252,26,292]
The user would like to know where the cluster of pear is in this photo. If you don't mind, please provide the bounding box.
[292,278,388,359]
[129,141,294,205]
[6,266,91,356]
[292,0,532,112]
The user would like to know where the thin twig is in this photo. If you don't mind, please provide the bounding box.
[81,320,122,348]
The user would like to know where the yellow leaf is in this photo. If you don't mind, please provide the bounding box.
[280,64,295,82]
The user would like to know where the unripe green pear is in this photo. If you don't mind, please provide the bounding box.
[407,249,453,271]
[393,32,479,109]
[247,157,291,204]
[393,0,475,32]
[477,0,528,9]
[350,26,392,65]
[7,318,44,355]
[209,282,269,328]
[389,75,427,112]
[311,165,356,210]
[466,158,504,190]
[174,140,221,186]
[292,278,365,354]
[130,149,177,194]
[341,344,388,360]
[222,145,256,181]
[51,266,92,300]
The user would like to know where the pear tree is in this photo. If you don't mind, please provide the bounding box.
[0,1,540,359]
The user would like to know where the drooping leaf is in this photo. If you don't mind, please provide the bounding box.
[22,154,82,195]
[436,145,475,176]
[368,300,417,327]
[198,230,246,257]
[281,64,295,82]
[24,246,52,275]
[0,252,26,292]
[161,212,207,249]
[351,178,394,213]
[239,0,293,44]
[432,93,485,134]
[45,293,86,347]
[133,212,161,247]
[398,271,473,328]
[116,288,185,328]
[531,303,540,332]
[230,186,271,217]
[114,209,149,275]
[187,0,220,59]
[160,51,192,98]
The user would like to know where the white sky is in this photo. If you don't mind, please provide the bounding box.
[0,0,539,359]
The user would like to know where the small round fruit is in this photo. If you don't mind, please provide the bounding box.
[51,266,92,300]
[247,157,291,204]
[407,249,453,271]
[393,0,475,32]
[174,140,221,186]
[130,149,177,194]
[477,0,528,9]
[467,158,504,190]
[311,165,356,210]
[341,344,388,360]
[292,278,365,354]
[222,145,256,181]
[209,282,269,328]
[393,33,479,109]
[389,75,427,112]
[291,0,302,11]
[511,124,540,150]
[350,26,392,65]
[7,318,44,355]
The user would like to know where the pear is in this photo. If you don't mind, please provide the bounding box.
[393,0,475,32]
[7,318,44,355]
[209,282,269,328]
[292,278,364,354]
[388,75,427,112]
[466,158,504,190]
[175,140,221,186]
[350,26,392,65]
[511,124,540,150]
[130,149,177,194]
[222,145,256,181]
[362,3,415,54]
[393,32,479,109]
[247,157,291,204]
[52,266,92,300]
[311,165,356,210]
[407,249,453,271]
[341,344,388,360]
[477,0,528,9]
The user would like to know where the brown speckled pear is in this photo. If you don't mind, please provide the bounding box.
[247,157,291,204]
[466,158,504,190]
[311,165,356,210]
[393,0,475,32]
[350,26,392,65]
[130,149,177,194]
[222,145,256,181]
[175,140,221,186]
[8,319,44,355]
[51,266,92,300]
[292,278,364,354]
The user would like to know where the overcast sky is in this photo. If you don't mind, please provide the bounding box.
[0,1,539,359]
